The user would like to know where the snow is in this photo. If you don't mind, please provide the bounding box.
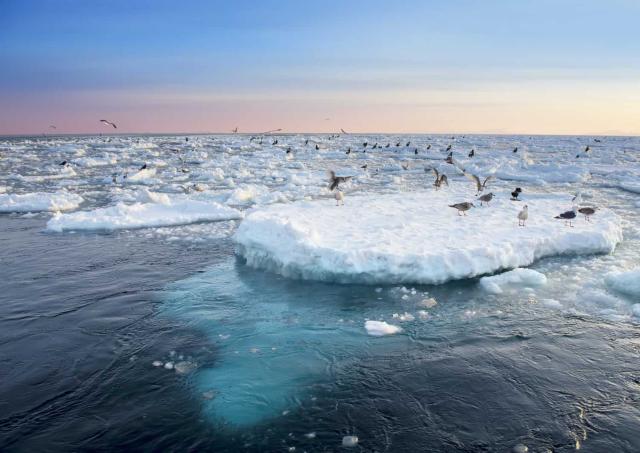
[46,199,243,232]
[365,320,402,336]
[480,268,548,294]
[605,269,640,298]
[234,190,622,285]
[0,191,84,212]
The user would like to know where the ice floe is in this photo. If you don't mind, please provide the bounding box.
[479,268,548,294]
[235,190,623,284]
[365,320,402,336]
[0,191,84,212]
[605,268,640,298]
[47,199,243,231]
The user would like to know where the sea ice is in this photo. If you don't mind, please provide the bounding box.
[365,320,402,336]
[605,269,640,298]
[479,268,548,295]
[235,190,622,284]
[47,199,243,231]
[0,191,84,212]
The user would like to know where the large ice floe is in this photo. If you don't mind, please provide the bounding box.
[0,191,84,212]
[47,198,242,231]
[235,189,623,284]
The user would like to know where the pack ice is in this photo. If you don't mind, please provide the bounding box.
[235,189,623,284]
[0,191,84,212]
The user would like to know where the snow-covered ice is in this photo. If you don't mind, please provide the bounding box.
[480,268,548,294]
[0,191,84,212]
[235,189,622,284]
[47,199,242,231]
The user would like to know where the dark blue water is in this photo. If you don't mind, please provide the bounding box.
[2,214,640,452]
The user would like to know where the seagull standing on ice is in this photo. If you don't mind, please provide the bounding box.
[578,207,597,222]
[449,202,475,216]
[477,192,494,206]
[100,119,117,129]
[518,205,528,226]
[555,207,578,227]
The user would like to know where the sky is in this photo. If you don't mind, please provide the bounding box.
[1,0,639,135]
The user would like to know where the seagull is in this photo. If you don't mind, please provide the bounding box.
[315,144,320,150]
[346,147,351,154]
[335,190,345,206]
[429,168,448,190]
[232,127,238,133]
[363,142,368,147]
[555,207,577,227]
[445,152,454,164]
[49,125,57,130]
[578,207,597,222]
[139,163,147,170]
[406,141,411,147]
[477,192,494,206]
[100,119,117,129]
[468,149,475,158]
[328,170,353,191]
[513,147,518,153]
[58,160,69,166]
[511,187,522,200]
[465,173,493,194]
[426,144,432,150]
[286,147,292,154]
[446,144,452,152]
[361,164,367,169]
[272,139,278,145]
[341,128,348,134]
[518,205,529,226]
[449,202,475,216]
[401,162,410,171]
[414,148,418,155]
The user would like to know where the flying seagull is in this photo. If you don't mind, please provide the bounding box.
[49,125,57,130]
[232,127,238,133]
[428,168,448,190]
[100,119,117,129]
[465,173,493,194]
[328,170,352,191]
[340,128,348,134]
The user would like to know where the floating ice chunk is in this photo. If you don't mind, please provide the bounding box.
[479,268,548,295]
[152,360,163,367]
[392,312,415,322]
[304,432,316,439]
[632,304,640,317]
[47,200,243,232]
[365,320,402,336]
[0,191,83,212]
[342,435,359,447]
[512,444,528,453]
[235,191,622,285]
[419,297,438,308]
[174,361,197,374]
[605,268,640,298]
[135,188,171,205]
[164,361,174,370]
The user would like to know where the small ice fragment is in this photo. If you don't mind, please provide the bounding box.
[401,294,409,300]
[397,312,415,322]
[304,432,316,439]
[282,410,290,415]
[202,390,217,400]
[375,288,382,293]
[250,347,260,354]
[287,447,295,452]
[164,361,174,370]
[169,350,176,357]
[152,360,163,367]
[417,310,429,320]
[342,436,359,447]
[218,334,230,340]
[365,320,402,336]
[174,361,196,374]
[419,297,438,308]
[512,444,528,453]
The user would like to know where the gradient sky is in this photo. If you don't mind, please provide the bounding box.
[1,0,639,135]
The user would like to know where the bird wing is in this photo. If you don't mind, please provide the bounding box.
[340,128,347,134]
[482,176,493,187]
[465,173,481,191]
[431,168,439,180]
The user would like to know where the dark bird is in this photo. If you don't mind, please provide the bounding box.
[511,187,522,200]
[328,170,353,190]
[585,145,590,152]
[346,147,351,154]
[361,164,367,169]
[286,148,292,154]
[140,163,147,170]
[414,148,418,155]
[429,168,448,190]
[465,173,493,194]
[363,142,368,147]
[445,151,454,164]
[513,147,518,153]
[578,207,597,222]
[100,119,117,129]
[49,125,57,130]
[477,192,494,206]
[406,141,411,147]
[185,137,189,142]
[555,208,577,227]
[594,139,601,143]
[446,144,452,152]
[396,142,401,147]
[468,149,475,158]
[385,143,390,148]
[401,163,410,171]
[427,144,431,150]
[341,128,348,134]
[315,144,320,150]
[449,202,475,216]
[272,139,278,145]
[58,160,68,166]
[232,127,238,133]
[305,139,309,145]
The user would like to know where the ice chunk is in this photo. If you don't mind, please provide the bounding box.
[479,268,548,294]
[365,320,402,336]
[342,435,359,447]
[605,269,640,298]
[235,191,622,284]
[47,200,243,232]
[0,191,83,212]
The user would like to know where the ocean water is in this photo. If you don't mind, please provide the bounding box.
[1,134,639,451]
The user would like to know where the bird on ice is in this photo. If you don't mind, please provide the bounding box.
[449,202,475,216]
[445,151,454,164]
[100,119,117,129]
[517,205,528,226]
[465,173,493,194]
[328,170,353,191]
[468,149,475,158]
[477,192,494,206]
[578,207,597,222]
[511,187,522,200]
[555,207,578,227]
[428,168,448,190]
